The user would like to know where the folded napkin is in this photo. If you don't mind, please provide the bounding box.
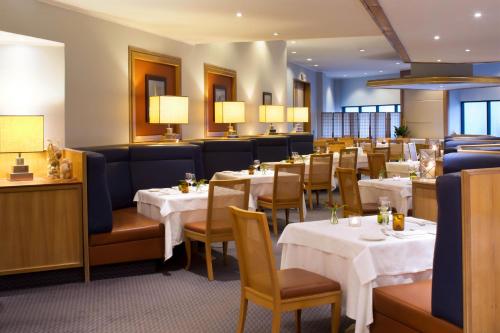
[392,229,428,239]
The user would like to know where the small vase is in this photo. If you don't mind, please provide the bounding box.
[330,210,339,224]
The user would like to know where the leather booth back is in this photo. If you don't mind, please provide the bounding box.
[253,137,289,162]
[288,134,314,155]
[443,152,500,174]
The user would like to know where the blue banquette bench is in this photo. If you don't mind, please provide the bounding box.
[85,144,203,266]
[371,152,500,333]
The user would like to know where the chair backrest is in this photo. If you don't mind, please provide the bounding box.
[337,137,354,147]
[374,147,389,161]
[327,142,346,153]
[360,142,373,154]
[308,153,333,185]
[336,167,363,216]
[230,206,279,299]
[206,179,250,237]
[367,153,387,179]
[389,142,404,161]
[339,148,358,169]
[273,163,305,203]
[408,142,418,161]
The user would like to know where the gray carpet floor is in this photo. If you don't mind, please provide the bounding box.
[0,191,354,333]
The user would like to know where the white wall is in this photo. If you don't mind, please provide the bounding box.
[0,0,288,147]
[334,74,400,111]
[0,44,65,146]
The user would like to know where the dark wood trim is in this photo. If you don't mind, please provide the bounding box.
[358,0,411,63]
[293,79,312,133]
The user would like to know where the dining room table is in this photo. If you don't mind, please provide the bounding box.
[133,184,243,260]
[278,215,436,333]
[385,160,420,178]
[358,177,413,214]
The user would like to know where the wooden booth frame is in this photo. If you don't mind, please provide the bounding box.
[128,47,182,143]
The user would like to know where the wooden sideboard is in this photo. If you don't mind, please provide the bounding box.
[412,178,438,222]
[0,149,89,281]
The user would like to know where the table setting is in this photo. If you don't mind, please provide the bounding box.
[358,177,413,214]
[386,160,420,178]
[278,214,436,333]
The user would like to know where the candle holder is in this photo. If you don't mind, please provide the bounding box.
[248,165,255,175]
[178,180,189,193]
[393,213,405,231]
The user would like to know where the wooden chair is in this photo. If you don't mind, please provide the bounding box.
[367,153,387,179]
[313,139,328,153]
[184,179,250,281]
[337,137,354,147]
[360,142,373,154]
[327,142,346,154]
[339,147,358,169]
[257,163,305,236]
[389,142,404,161]
[304,153,333,209]
[337,167,379,217]
[229,206,342,333]
[374,147,390,162]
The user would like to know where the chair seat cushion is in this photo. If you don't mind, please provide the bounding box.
[257,195,273,203]
[373,280,462,333]
[278,268,340,299]
[362,202,380,213]
[184,220,232,234]
[90,207,164,246]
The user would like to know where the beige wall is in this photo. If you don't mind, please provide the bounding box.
[0,44,65,146]
[0,0,287,147]
[403,90,445,139]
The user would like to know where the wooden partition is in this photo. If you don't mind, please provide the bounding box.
[462,167,500,333]
[412,178,437,222]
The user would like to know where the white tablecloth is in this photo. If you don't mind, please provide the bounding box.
[386,161,420,178]
[278,216,436,333]
[212,170,307,216]
[133,185,242,260]
[358,177,413,214]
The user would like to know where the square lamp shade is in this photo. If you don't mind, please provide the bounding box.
[287,107,309,123]
[0,115,44,153]
[149,96,189,125]
[259,105,285,123]
[214,101,245,124]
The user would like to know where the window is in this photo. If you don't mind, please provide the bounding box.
[461,100,500,135]
[321,104,401,138]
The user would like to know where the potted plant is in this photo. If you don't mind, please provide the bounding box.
[394,124,410,138]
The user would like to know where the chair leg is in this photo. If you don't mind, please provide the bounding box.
[272,208,278,236]
[316,191,319,206]
[285,209,289,225]
[271,311,281,333]
[237,296,248,333]
[184,237,192,270]
[299,203,305,222]
[328,187,333,206]
[331,301,341,333]
[222,241,228,266]
[295,309,302,333]
[308,188,313,209]
[204,242,214,281]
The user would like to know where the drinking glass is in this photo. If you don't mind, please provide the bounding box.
[292,152,299,161]
[253,159,261,171]
[185,173,195,187]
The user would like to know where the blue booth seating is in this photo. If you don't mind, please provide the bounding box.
[192,140,254,179]
[444,137,500,154]
[84,144,203,266]
[253,136,290,162]
[288,134,314,155]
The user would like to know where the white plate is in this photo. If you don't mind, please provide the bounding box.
[360,232,387,241]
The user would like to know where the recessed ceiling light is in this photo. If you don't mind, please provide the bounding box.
[364,72,368,75]
[379,70,384,73]
[290,40,296,44]
[359,49,366,52]
[396,62,401,65]
[343,74,347,77]
[306,58,312,61]
[236,12,243,17]
[273,32,279,36]
[291,51,297,54]
[434,35,440,40]
[437,59,442,62]
[313,64,319,67]
[474,12,482,18]
[465,49,471,52]
[439,85,445,88]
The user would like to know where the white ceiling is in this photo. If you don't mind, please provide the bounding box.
[0,30,63,47]
[288,37,409,78]
[39,0,381,44]
[379,0,500,63]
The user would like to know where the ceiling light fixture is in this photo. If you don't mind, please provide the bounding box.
[343,74,347,77]
[306,58,312,61]
[236,12,243,17]
[379,70,384,73]
[273,32,279,36]
[474,12,482,18]
[437,59,442,62]
[290,40,296,44]
[465,49,471,52]
[359,49,366,52]
[291,51,297,54]
[434,35,440,40]
[396,62,401,65]
[364,72,368,75]
[313,64,319,67]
